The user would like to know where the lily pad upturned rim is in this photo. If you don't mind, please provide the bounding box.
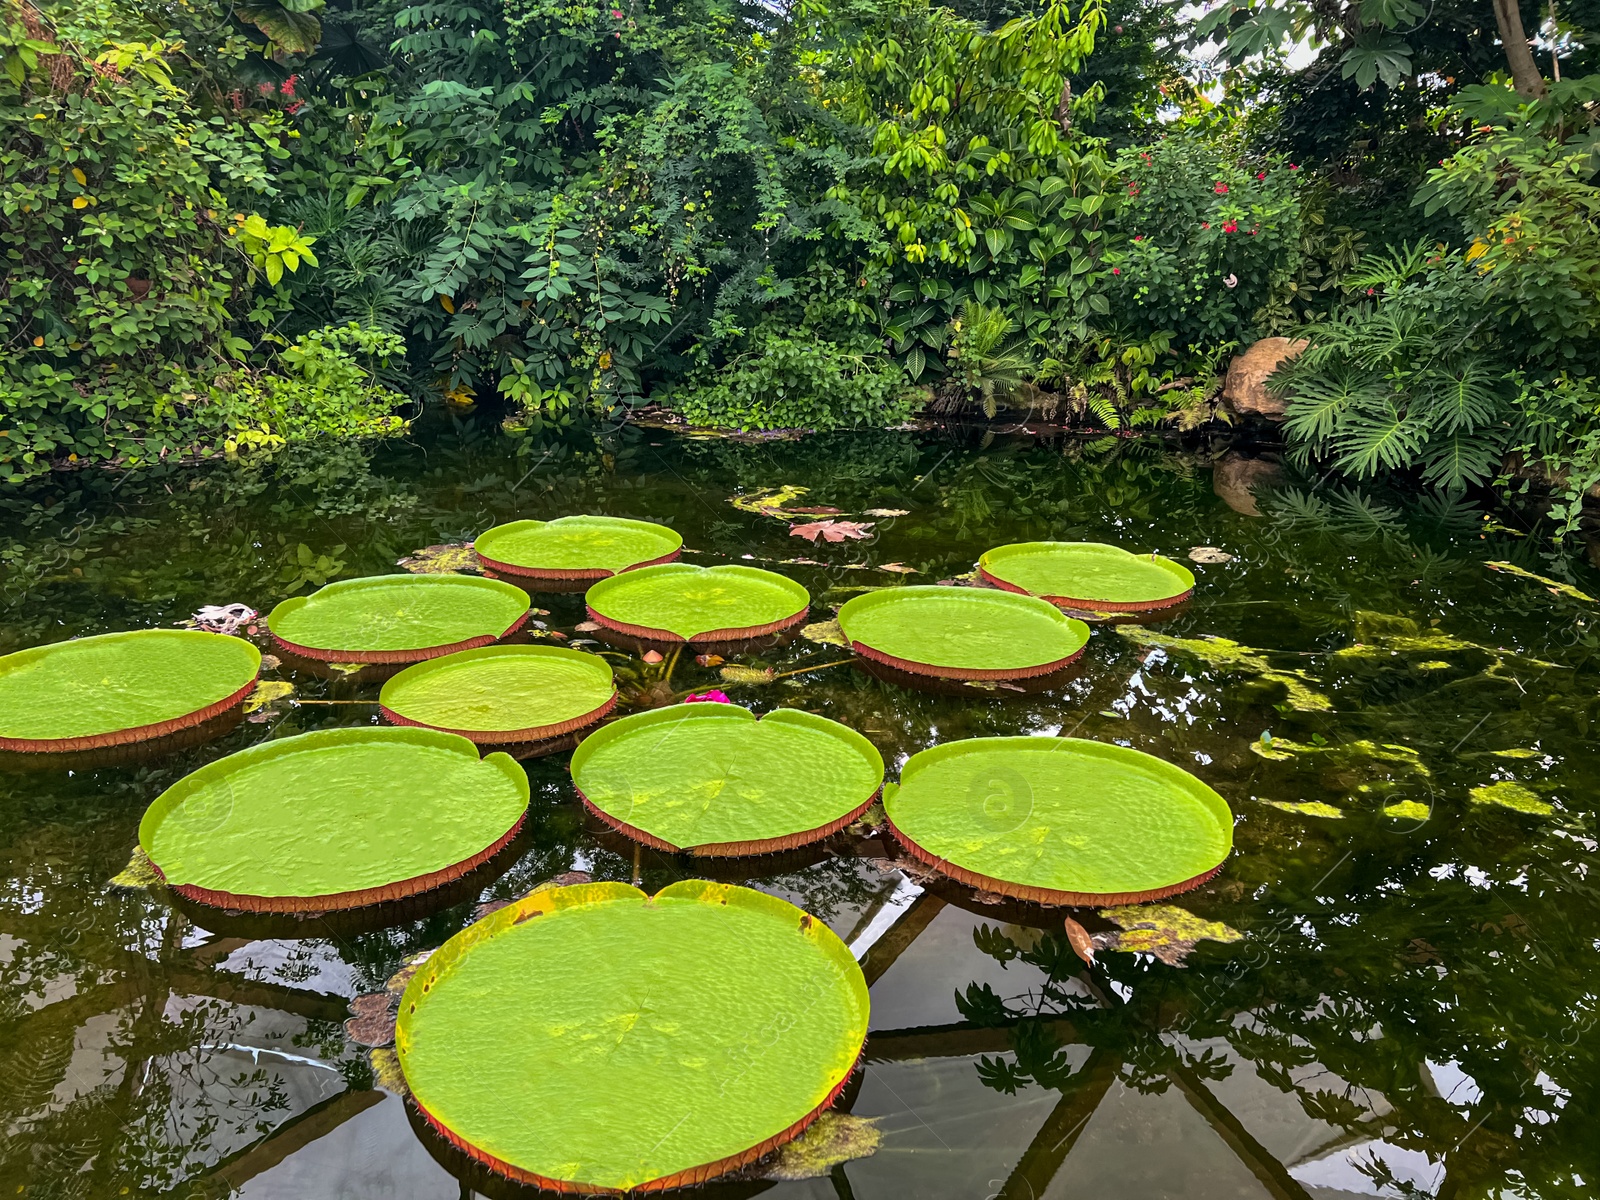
[978,541,1196,613]
[585,563,811,643]
[139,726,529,913]
[379,644,618,744]
[884,736,1232,906]
[472,515,684,582]
[570,703,884,856]
[0,630,261,753]
[397,879,869,1193]
[836,586,1090,680]
[266,575,532,664]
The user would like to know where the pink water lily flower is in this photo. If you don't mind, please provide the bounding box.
[685,690,732,704]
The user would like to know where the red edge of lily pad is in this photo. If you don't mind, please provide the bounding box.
[381,692,619,745]
[577,786,882,858]
[270,610,533,665]
[410,1042,864,1195]
[849,639,1086,681]
[152,812,527,914]
[885,813,1225,906]
[473,547,682,582]
[583,604,809,645]
[978,567,1194,614]
[0,676,259,754]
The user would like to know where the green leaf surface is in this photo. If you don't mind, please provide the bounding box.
[0,630,259,742]
[267,575,529,654]
[473,515,682,575]
[396,880,869,1192]
[571,703,883,851]
[140,727,527,899]
[836,586,1088,672]
[380,645,614,736]
[884,737,1233,898]
[978,542,1195,607]
[586,564,809,639]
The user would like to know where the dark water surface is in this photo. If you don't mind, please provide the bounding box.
[2,418,1597,1200]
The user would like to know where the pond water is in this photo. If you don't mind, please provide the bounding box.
[2,417,1597,1200]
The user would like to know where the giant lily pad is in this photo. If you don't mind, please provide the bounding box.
[0,630,260,752]
[836,586,1089,680]
[979,542,1195,612]
[267,575,531,664]
[570,703,883,855]
[380,645,616,744]
[883,737,1233,904]
[140,727,528,912]
[585,563,810,642]
[396,880,869,1192]
[473,515,683,582]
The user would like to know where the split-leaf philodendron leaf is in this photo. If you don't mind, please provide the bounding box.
[396,880,869,1192]
[571,703,882,853]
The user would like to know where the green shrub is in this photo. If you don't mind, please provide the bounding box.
[1107,130,1307,353]
[671,334,916,432]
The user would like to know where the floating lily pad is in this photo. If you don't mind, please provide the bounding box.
[380,645,616,744]
[396,880,869,1192]
[585,563,810,642]
[473,515,683,582]
[0,630,261,752]
[882,737,1233,904]
[571,703,883,855]
[978,542,1195,612]
[139,727,528,912]
[267,575,531,664]
[836,586,1089,680]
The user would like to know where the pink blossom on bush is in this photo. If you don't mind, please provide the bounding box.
[1213,182,1228,194]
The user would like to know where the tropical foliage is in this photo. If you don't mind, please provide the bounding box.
[3,0,1600,534]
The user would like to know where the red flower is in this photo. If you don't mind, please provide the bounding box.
[1288,163,1299,170]
[1222,220,1239,233]
[611,7,623,15]
[1366,287,1376,296]
[1127,182,1140,195]
[1201,222,1210,229]
[1132,235,1142,241]
[256,82,275,96]
[1213,182,1228,194]
[1111,267,1121,275]
[285,100,304,115]
[1256,171,1265,180]
[280,74,298,96]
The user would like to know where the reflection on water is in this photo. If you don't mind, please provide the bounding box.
[2,419,1597,1198]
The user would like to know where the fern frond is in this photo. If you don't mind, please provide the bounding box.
[1086,392,1122,431]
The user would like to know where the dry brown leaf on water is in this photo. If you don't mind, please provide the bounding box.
[863,508,910,518]
[385,949,434,996]
[761,1113,882,1180]
[574,620,602,632]
[695,653,725,667]
[790,519,875,543]
[720,664,777,685]
[259,654,281,671]
[369,1048,408,1095]
[878,562,917,574]
[1095,904,1242,967]
[1062,915,1097,966]
[346,991,397,1047]
[800,619,848,647]
[397,543,482,575]
[1188,546,1233,564]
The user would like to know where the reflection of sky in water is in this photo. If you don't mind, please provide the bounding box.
[1,420,1596,1197]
